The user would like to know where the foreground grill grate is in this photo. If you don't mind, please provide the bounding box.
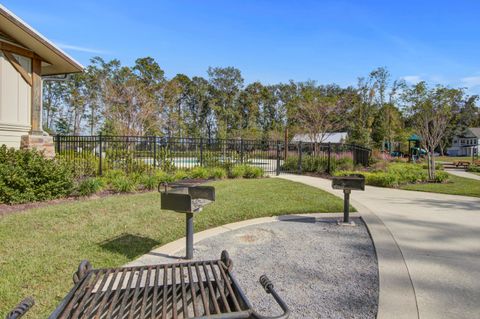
[58,262,243,318]
[32,251,291,319]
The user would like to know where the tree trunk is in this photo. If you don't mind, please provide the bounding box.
[427,147,436,180]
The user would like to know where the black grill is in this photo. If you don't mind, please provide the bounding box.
[7,251,290,319]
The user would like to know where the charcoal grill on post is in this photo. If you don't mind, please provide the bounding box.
[8,250,290,319]
[331,174,365,224]
[158,181,215,259]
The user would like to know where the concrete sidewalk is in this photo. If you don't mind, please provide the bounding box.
[445,169,480,181]
[280,174,480,319]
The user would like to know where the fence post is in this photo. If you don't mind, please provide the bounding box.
[327,142,332,174]
[297,141,302,174]
[276,142,281,176]
[240,138,244,164]
[153,136,157,169]
[98,133,103,176]
[200,138,204,167]
[56,135,61,153]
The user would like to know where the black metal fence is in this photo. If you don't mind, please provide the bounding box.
[54,135,370,177]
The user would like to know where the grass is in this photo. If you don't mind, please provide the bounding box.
[0,178,344,318]
[400,174,480,197]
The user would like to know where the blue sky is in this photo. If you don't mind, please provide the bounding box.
[4,0,480,93]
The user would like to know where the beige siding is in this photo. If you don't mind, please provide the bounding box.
[0,51,31,147]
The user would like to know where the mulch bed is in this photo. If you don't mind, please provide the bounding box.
[0,190,133,217]
[0,178,211,217]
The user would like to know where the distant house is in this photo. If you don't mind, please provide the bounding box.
[447,128,480,157]
[0,5,82,156]
[291,132,348,144]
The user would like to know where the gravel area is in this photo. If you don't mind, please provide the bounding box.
[174,216,378,318]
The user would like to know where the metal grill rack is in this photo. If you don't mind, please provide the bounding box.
[5,251,290,319]
[158,181,215,259]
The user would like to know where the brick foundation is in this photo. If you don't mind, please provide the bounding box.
[20,134,55,158]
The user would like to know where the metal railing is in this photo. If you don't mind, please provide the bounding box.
[54,135,370,177]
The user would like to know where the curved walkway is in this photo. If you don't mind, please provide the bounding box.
[445,169,480,180]
[280,174,480,319]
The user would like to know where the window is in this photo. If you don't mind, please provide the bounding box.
[12,53,32,75]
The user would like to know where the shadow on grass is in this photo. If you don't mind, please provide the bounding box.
[99,233,160,259]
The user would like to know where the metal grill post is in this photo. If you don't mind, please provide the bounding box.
[343,189,351,223]
[186,212,194,259]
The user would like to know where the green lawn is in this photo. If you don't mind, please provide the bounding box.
[400,174,480,197]
[0,178,344,318]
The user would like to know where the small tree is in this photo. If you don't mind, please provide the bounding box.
[295,85,347,154]
[405,82,462,179]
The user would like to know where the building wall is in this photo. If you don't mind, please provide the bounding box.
[448,136,479,156]
[0,51,31,147]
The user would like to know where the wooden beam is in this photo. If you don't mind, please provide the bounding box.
[0,41,34,58]
[2,49,32,86]
[30,57,43,135]
[0,41,50,64]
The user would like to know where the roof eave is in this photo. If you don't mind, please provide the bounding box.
[0,4,83,75]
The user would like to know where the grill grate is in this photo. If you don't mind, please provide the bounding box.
[55,260,247,319]
[8,251,290,319]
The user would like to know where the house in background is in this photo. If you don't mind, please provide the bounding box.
[447,128,480,157]
[0,5,82,156]
[291,132,348,144]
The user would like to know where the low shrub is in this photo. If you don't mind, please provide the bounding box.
[173,170,190,180]
[77,178,104,196]
[140,174,159,190]
[57,151,100,178]
[209,167,227,179]
[155,170,174,183]
[243,165,264,178]
[421,163,444,170]
[281,154,355,173]
[190,167,209,179]
[110,175,138,193]
[332,156,354,171]
[103,169,126,181]
[467,165,480,173]
[104,149,151,174]
[0,146,74,204]
[229,165,246,178]
[335,162,449,188]
[433,171,449,183]
[365,172,398,187]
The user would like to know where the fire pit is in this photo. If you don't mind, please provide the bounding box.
[158,180,215,259]
[8,251,290,319]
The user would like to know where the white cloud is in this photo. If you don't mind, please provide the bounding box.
[461,76,480,88]
[55,42,107,54]
[402,75,422,84]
